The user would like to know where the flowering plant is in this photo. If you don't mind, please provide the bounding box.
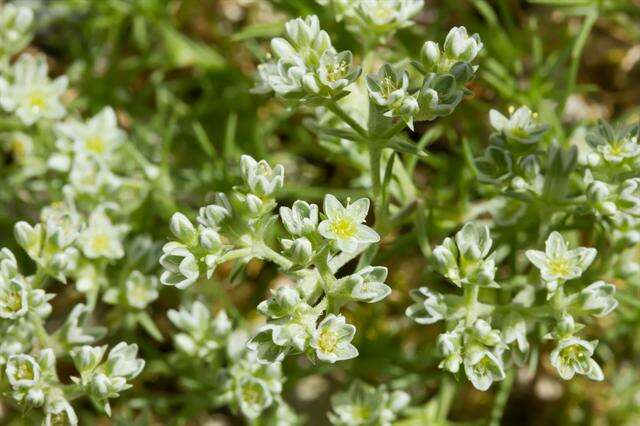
[0,1,638,425]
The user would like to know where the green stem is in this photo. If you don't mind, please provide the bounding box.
[464,284,480,326]
[217,247,252,264]
[561,7,598,114]
[31,268,48,289]
[30,313,55,350]
[436,376,457,422]
[254,244,293,270]
[369,143,383,218]
[379,120,406,140]
[327,101,368,139]
[328,243,371,273]
[489,369,515,426]
[209,279,244,324]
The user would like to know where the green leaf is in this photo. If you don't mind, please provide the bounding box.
[231,22,284,41]
[161,25,226,70]
[386,136,429,159]
[137,312,164,342]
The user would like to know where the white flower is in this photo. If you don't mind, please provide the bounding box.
[310,314,358,363]
[576,281,618,317]
[240,155,285,197]
[443,26,483,63]
[432,222,497,288]
[0,277,29,319]
[406,287,447,324]
[318,194,379,253]
[159,242,199,289]
[280,200,319,236]
[6,354,40,389]
[489,106,547,144]
[236,376,273,419]
[353,0,423,36]
[67,155,122,196]
[56,304,105,345]
[168,301,231,359]
[44,397,78,426]
[463,347,505,391]
[104,271,159,309]
[329,380,409,426]
[78,210,127,259]
[253,58,307,96]
[366,64,417,129]
[105,342,145,380]
[283,15,333,62]
[71,342,144,415]
[525,231,596,285]
[596,133,640,164]
[550,337,603,381]
[0,54,67,125]
[0,4,34,57]
[346,265,391,303]
[125,271,159,309]
[55,106,125,163]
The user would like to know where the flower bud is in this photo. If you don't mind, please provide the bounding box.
[577,281,617,317]
[258,286,301,319]
[14,221,40,254]
[199,228,222,252]
[169,213,197,245]
[420,41,441,71]
[246,194,264,215]
[284,237,313,265]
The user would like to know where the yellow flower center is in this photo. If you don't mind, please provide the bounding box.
[329,217,357,239]
[473,356,490,375]
[17,362,34,380]
[326,61,347,82]
[381,77,396,98]
[242,385,263,405]
[318,329,338,353]
[350,405,372,421]
[374,6,393,20]
[28,91,46,109]
[5,289,23,312]
[11,138,27,159]
[548,258,571,277]
[256,162,272,177]
[90,234,110,252]
[130,284,148,302]
[561,345,586,362]
[85,136,106,154]
[49,411,70,426]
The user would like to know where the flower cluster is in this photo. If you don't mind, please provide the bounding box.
[70,343,145,415]
[166,300,298,423]
[0,3,157,422]
[0,3,34,58]
[160,155,388,366]
[0,54,67,126]
[317,0,423,40]
[407,223,616,390]
[159,155,285,289]
[367,26,483,129]
[475,105,549,187]
[254,15,361,101]
[328,380,410,425]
